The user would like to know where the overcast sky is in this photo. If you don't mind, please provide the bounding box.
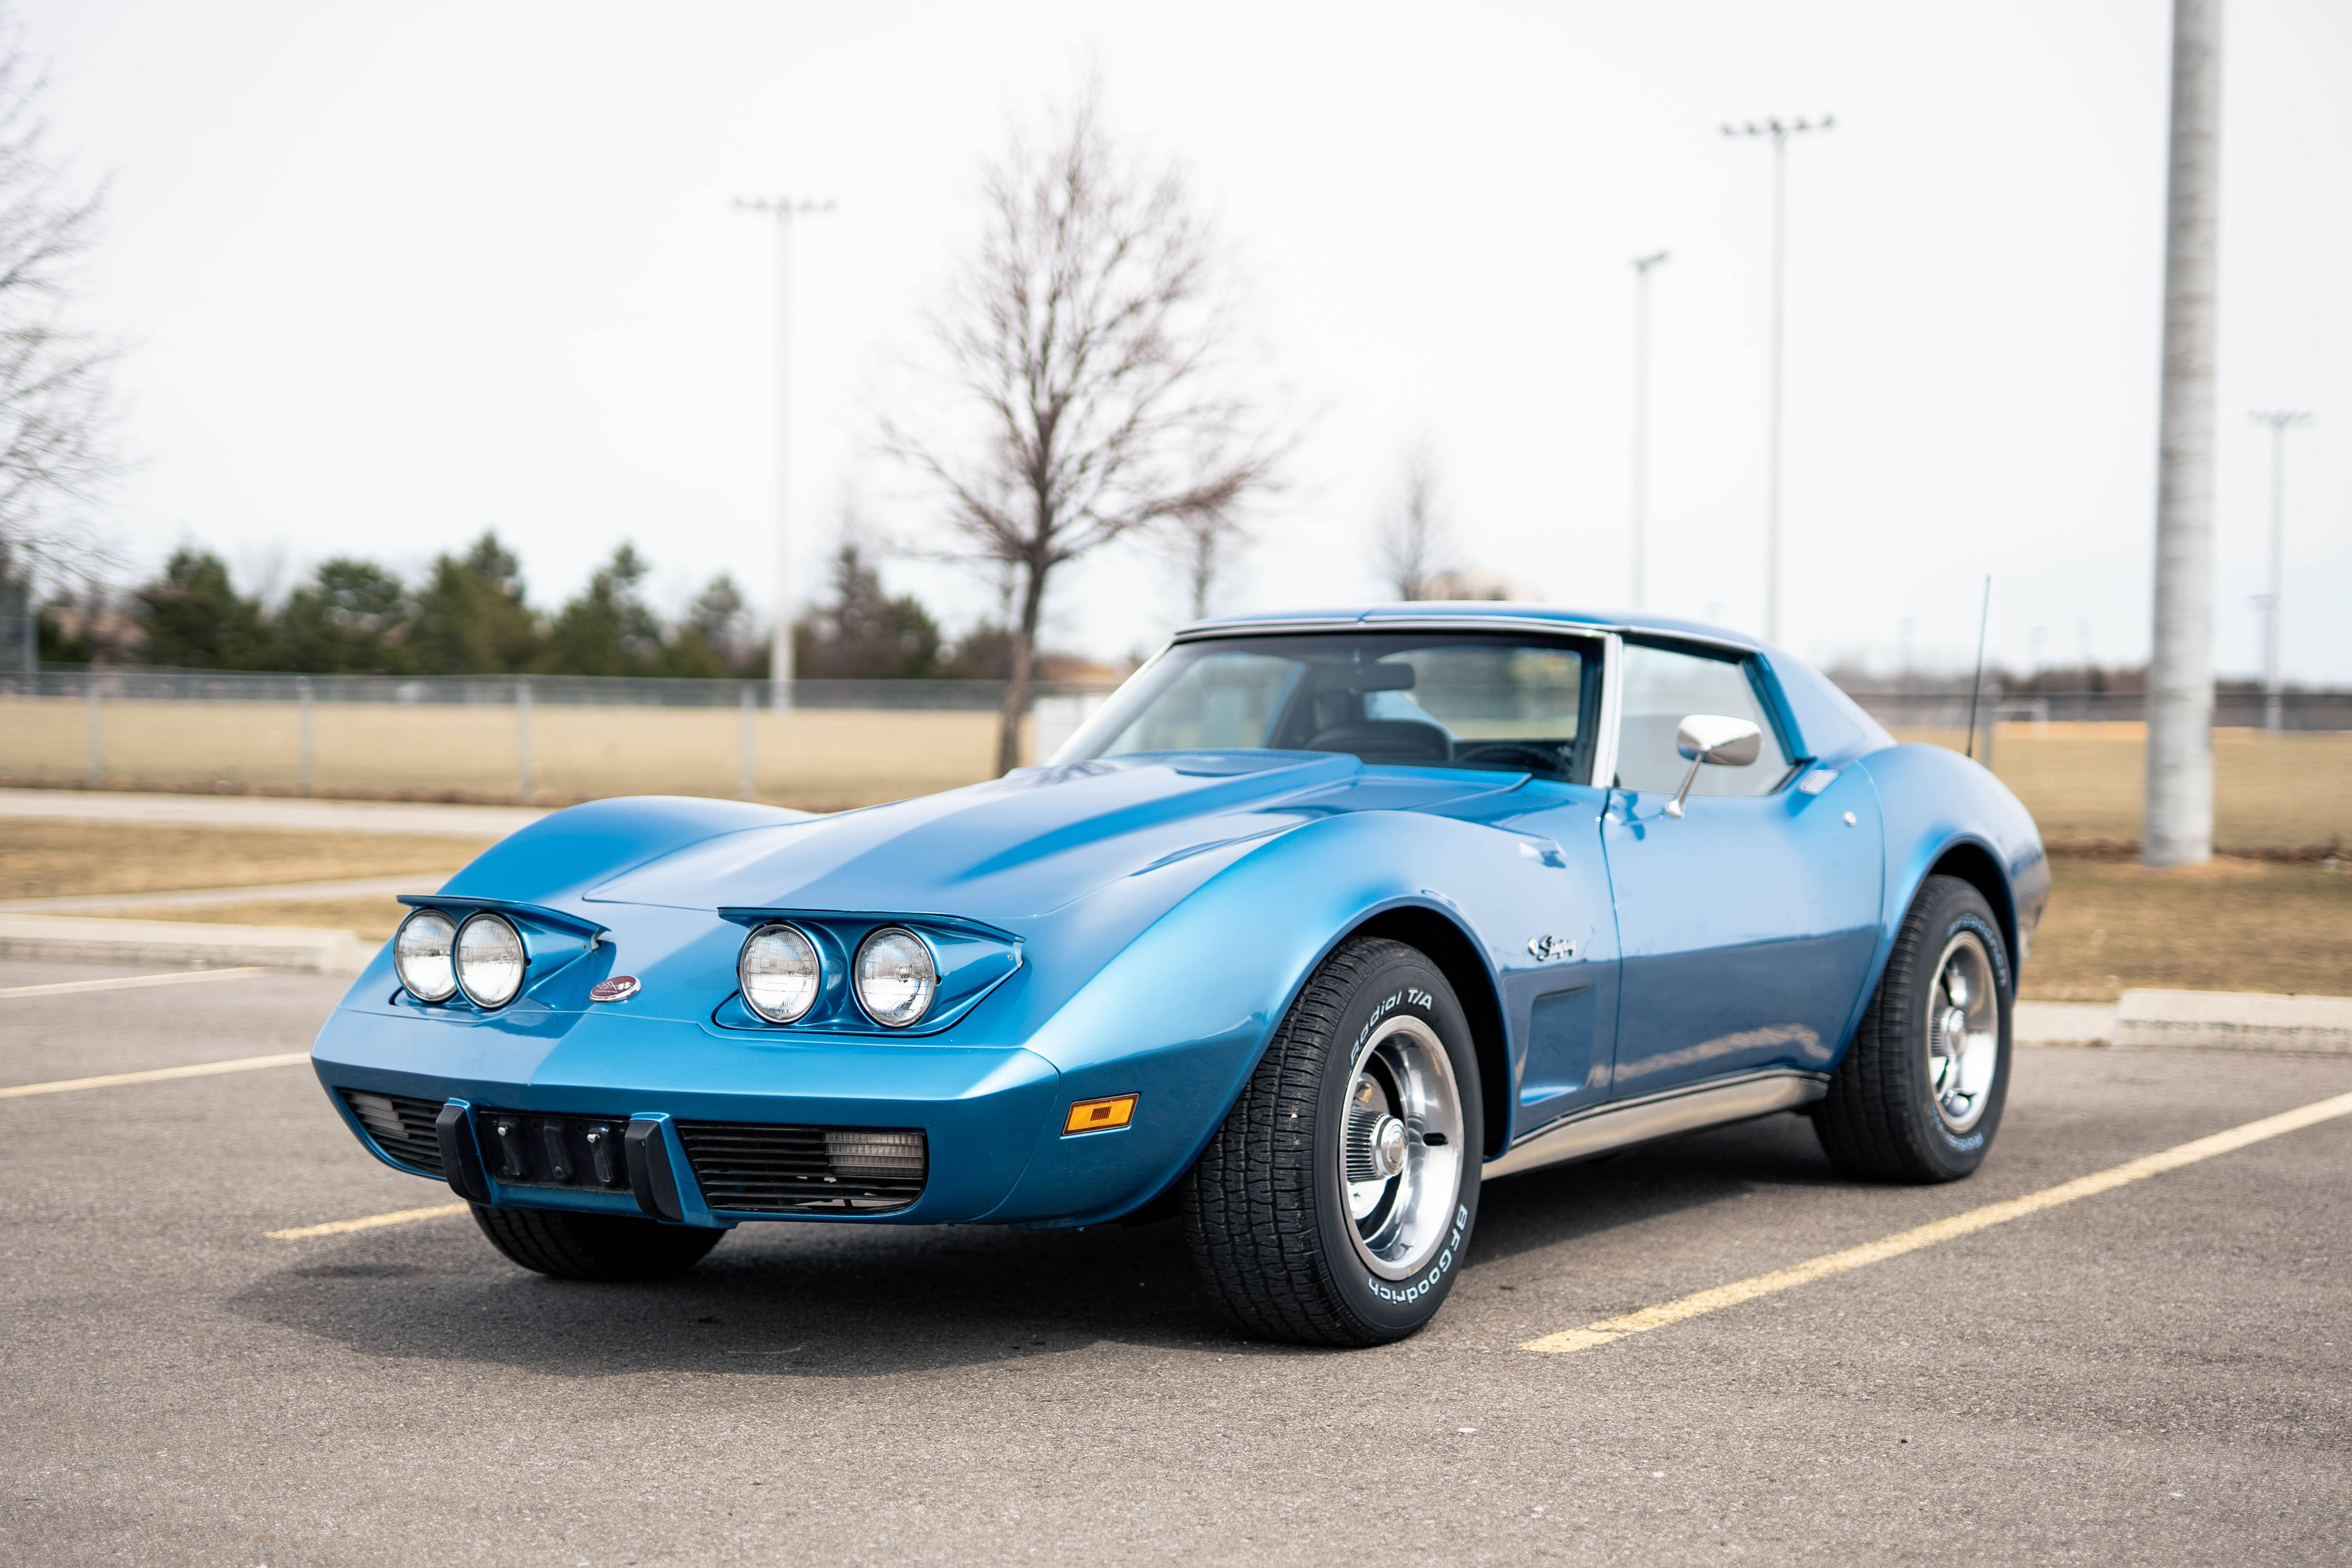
[24,0,2352,681]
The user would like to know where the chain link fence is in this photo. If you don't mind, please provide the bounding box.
[3,666,2346,816]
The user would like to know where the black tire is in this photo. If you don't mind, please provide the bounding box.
[1181,936,1483,1347]
[1813,874,2013,1183]
[470,1203,724,1281]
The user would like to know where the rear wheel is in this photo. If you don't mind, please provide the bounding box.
[1813,874,2012,1183]
[470,1204,724,1281]
[1181,937,1482,1346]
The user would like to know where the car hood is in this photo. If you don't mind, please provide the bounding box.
[578,751,1527,930]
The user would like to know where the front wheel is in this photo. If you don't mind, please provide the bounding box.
[471,1203,725,1281]
[1181,937,1483,1347]
[1813,874,2013,1183]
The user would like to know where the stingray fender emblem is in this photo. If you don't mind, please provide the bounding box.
[589,975,640,1004]
[1527,934,1578,962]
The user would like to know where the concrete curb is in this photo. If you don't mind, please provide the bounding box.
[0,915,372,976]
[2114,989,2352,1054]
[0,786,545,838]
[2017,991,2352,1053]
[2015,1001,2118,1045]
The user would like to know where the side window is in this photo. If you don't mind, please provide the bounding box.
[1613,642,1793,796]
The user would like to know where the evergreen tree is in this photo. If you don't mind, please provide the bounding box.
[541,543,662,676]
[794,544,942,678]
[132,549,277,669]
[275,558,412,673]
[407,532,540,674]
[659,573,757,678]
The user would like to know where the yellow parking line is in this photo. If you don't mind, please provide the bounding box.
[267,1202,469,1240]
[0,1051,311,1099]
[1521,1087,2352,1354]
[0,967,267,999]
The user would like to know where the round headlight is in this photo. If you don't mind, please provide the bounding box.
[453,912,527,1008]
[739,923,822,1023]
[393,908,458,1002]
[854,927,936,1028]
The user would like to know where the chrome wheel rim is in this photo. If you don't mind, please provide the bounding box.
[1340,1015,1465,1280]
[1927,931,2001,1133]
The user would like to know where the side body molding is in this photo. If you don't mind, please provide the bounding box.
[1483,1068,1827,1181]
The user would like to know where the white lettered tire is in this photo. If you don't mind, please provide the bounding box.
[1181,936,1482,1346]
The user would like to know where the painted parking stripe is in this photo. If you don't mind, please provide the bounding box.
[1521,1087,2352,1354]
[0,967,267,999]
[0,1051,310,1099]
[267,1202,469,1240]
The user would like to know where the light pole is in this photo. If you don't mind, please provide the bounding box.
[2145,0,2221,868]
[1629,251,1669,610]
[2249,410,2311,733]
[1722,114,1833,645]
[735,195,835,707]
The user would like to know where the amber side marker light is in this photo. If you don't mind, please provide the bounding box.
[1063,1095,1138,1136]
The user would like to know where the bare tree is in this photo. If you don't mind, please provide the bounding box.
[0,23,114,588]
[1160,503,1244,621]
[1376,440,1450,600]
[883,86,1283,773]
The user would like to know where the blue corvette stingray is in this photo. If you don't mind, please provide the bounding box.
[314,605,2048,1346]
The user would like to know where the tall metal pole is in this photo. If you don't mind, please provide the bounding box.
[735,195,835,709]
[1964,575,1992,761]
[2249,410,2310,734]
[2145,0,2222,868]
[1723,116,1833,645]
[515,678,533,805]
[739,681,758,800]
[298,675,314,797]
[1630,251,1669,609]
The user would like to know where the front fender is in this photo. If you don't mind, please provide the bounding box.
[443,795,811,907]
[981,807,1588,1226]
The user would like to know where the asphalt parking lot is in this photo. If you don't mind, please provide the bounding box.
[3,959,2347,1566]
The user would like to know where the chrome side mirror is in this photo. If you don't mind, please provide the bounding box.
[1664,714,1763,818]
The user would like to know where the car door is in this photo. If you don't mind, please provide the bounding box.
[1599,638,1884,1099]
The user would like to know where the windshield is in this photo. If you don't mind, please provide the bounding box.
[1056,631,1599,782]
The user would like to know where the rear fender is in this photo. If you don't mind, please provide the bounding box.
[1854,745,2050,1015]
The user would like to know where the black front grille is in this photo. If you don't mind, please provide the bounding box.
[341,1090,445,1176]
[475,1108,633,1193]
[675,1121,928,1214]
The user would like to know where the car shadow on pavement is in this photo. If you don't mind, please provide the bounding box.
[227,1110,1847,1378]
[228,1211,1245,1380]
[1467,1107,1847,1266]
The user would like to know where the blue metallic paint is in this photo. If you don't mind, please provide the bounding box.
[1600,768,1884,1097]
[310,605,2047,1234]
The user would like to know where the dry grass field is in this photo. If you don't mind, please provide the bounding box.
[0,697,1029,811]
[0,820,490,901]
[2022,856,2352,1001]
[8,697,2344,845]
[1892,723,2352,851]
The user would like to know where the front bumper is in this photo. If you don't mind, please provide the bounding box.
[314,1003,1063,1226]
